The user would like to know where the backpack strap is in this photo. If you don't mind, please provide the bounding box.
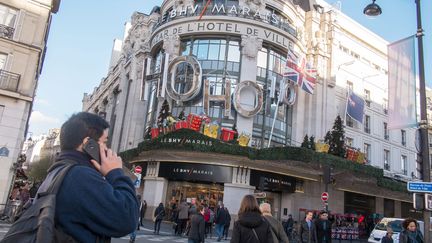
[35,160,79,201]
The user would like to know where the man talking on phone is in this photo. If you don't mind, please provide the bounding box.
[51,112,138,242]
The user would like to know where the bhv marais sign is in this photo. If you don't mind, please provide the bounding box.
[155,2,297,37]
[165,55,295,118]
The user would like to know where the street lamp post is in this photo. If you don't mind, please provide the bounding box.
[364,0,430,242]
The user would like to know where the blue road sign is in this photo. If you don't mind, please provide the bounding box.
[408,181,432,193]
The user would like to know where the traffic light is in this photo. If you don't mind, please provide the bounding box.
[413,193,425,210]
[323,166,332,184]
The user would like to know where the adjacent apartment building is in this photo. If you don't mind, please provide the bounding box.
[0,0,60,205]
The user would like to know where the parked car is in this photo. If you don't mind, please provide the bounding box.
[368,217,425,243]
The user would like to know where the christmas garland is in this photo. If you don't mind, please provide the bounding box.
[120,129,407,192]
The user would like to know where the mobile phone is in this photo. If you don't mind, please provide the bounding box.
[83,138,101,164]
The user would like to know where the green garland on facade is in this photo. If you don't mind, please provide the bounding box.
[119,129,407,192]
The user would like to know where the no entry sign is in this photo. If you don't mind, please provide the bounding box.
[321,192,329,202]
[134,166,142,174]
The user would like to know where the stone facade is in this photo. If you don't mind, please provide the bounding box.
[0,0,60,205]
[83,0,416,220]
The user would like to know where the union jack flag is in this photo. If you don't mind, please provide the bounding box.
[283,49,317,94]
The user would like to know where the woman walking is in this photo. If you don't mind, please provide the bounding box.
[188,205,206,243]
[399,218,424,243]
[154,203,166,235]
[230,194,273,243]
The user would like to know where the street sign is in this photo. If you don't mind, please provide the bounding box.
[408,181,432,193]
[134,166,142,174]
[0,147,9,157]
[321,192,329,202]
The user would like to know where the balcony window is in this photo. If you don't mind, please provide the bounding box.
[346,137,353,147]
[364,143,371,164]
[364,115,370,134]
[401,155,407,175]
[0,53,6,70]
[0,69,20,92]
[384,122,389,140]
[0,4,17,39]
[401,130,406,146]
[384,149,390,170]
[346,116,354,128]
[364,89,371,107]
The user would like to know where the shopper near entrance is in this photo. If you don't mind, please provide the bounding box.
[52,112,139,242]
[315,211,331,243]
[223,206,231,240]
[399,218,424,243]
[259,203,289,243]
[299,211,317,243]
[154,203,166,234]
[230,195,273,243]
[177,199,190,235]
[215,202,229,241]
[188,205,206,243]
[381,228,393,243]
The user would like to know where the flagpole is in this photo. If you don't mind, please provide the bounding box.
[268,79,286,148]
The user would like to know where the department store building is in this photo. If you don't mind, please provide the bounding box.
[83,0,418,221]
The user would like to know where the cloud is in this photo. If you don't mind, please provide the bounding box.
[34,98,50,106]
[29,111,61,124]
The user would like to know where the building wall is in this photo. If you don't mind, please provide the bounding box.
[0,0,59,205]
[83,0,417,202]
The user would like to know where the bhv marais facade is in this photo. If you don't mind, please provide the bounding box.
[83,0,418,220]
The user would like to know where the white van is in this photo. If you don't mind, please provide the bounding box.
[368,218,424,243]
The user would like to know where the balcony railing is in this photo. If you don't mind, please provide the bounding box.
[0,24,14,39]
[0,69,20,92]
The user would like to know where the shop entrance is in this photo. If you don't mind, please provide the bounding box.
[166,181,224,210]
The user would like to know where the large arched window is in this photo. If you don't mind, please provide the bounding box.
[171,38,241,122]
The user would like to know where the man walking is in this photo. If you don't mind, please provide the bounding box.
[177,199,189,235]
[215,202,228,241]
[260,203,289,243]
[315,211,332,243]
[49,112,139,242]
[299,211,317,243]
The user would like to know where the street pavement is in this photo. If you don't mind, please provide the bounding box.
[1,219,368,243]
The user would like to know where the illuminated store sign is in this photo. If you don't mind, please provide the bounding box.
[158,162,233,183]
[250,170,296,193]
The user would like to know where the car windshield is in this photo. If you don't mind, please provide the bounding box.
[375,219,403,233]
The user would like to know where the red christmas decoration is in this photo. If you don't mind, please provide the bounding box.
[220,128,237,142]
[187,114,202,132]
[151,128,160,139]
[175,121,189,130]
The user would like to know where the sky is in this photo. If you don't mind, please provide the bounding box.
[28,0,432,137]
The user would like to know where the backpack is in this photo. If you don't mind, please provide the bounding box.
[1,160,78,243]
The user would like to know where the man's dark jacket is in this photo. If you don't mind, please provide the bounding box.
[189,214,205,243]
[54,151,139,242]
[215,207,228,225]
[299,219,317,243]
[315,219,332,243]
